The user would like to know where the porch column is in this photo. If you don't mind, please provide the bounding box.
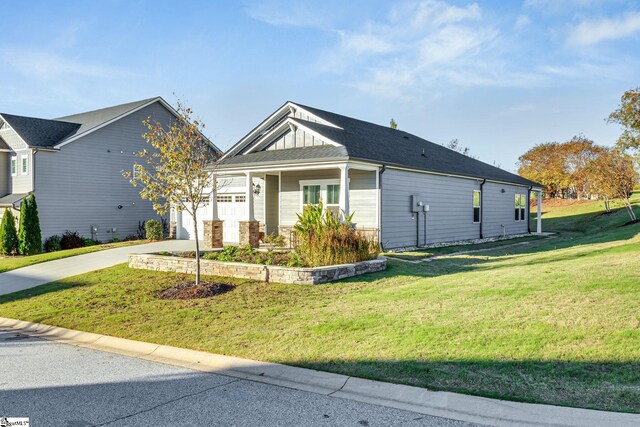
[203,173,223,248]
[175,206,182,239]
[240,171,260,247]
[536,190,542,233]
[339,165,349,221]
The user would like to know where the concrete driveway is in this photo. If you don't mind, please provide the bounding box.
[0,327,474,427]
[0,240,197,296]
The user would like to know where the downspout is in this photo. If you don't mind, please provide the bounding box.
[378,165,386,251]
[527,186,532,234]
[479,179,486,239]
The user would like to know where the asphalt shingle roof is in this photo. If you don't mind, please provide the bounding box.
[0,193,28,207]
[0,114,80,148]
[221,102,540,187]
[0,97,159,149]
[220,145,348,167]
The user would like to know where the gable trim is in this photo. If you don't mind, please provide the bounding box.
[0,115,30,148]
[241,117,341,155]
[52,98,221,153]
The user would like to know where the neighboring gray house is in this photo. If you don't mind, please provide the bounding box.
[0,97,219,242]
[177,101,543,250]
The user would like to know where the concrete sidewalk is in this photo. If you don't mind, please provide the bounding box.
[0,240,196,295]
[2,317,638,427]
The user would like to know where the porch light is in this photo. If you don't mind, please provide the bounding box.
[253,183,261,196]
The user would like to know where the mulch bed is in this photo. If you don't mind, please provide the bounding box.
[156,282,235,300]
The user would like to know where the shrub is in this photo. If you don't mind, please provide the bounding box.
[60,231,86,250]
[293,202,379,267]
[145,219,163,240]
[202,245,295,266]
[124,234,139,241]
[0,209,19,255]
[137,221,146,240]
[17,194,43,255]
[43,235,62,253]
[83,238,101,246]
[262,233,286,247]
[110,237,122,243]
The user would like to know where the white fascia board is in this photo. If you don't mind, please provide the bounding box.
[53,97,221,153]
[0,115,30,149]
[219,160,380,174]
[289,103,340,128]
[241,117,342,155]
[384,164,538,189]
[220,102,295,160]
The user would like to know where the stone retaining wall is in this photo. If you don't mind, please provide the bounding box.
[129,253,387,285]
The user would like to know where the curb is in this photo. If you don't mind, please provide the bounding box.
[1,317,638,427]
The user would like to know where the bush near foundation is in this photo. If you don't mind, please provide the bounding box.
[145,219,163,240]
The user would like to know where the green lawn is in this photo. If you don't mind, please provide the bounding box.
[1,197,639,412]
[0,240,149,273]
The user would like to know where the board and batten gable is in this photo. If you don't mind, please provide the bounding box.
[34,101,174,241]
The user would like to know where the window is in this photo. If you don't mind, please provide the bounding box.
[10,156,17,176]
[20,155,28,175]
[302,185,321,205]
[235,195,246,203]
[473,190,481,223]
[515,194,526,221]
[217,195,233,203]
[326,184,341,217]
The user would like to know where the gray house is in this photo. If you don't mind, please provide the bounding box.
[0,97,218,242]
[176,101,543,250]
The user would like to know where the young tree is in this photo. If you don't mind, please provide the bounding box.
[563,136,603,198]
[17,197,29,255]
[518,142,569,197]
[390,118,398,129]
[125,100,218,286]
[608,87,640,151]
[0,209,18,255]
[587,148,638,221]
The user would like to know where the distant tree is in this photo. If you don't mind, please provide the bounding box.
[445,139,476,158]
[518,142,570,198]
[608,87,640,151]
[125,99,218,286]
[587,148,638,221]
[0,209,18,255]
[390,118,398,129]
[563,136,603,199]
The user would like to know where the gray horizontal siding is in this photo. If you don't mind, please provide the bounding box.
[280,169,339,225]
[34,102,174,241]
[0,152,8,195]
[381,168,532,249]
[381,168,481,248]
[482,181,529,237]
[349,169,376,228]
[10,149,32,194]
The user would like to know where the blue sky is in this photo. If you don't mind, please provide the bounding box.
[2,0,639,171]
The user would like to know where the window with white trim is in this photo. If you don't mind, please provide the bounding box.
[235,195,246,203]
[217,195,233,203]
[301,180,341,217]
[473,190,481,223]
[20,155,28,175]
[10,156,17,176]
[515,194,526,221]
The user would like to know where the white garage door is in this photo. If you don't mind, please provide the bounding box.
[177,193,246,243]
[218,194,246,243]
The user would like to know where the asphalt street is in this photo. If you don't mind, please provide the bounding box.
[0,328,480,427]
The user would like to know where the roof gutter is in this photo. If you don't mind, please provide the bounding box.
[479,179,486,239]
[527,186,533,234]
[379,165,386,251]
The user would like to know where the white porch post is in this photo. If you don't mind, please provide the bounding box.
[536,190,542,233]
[210,173,219,221]
[339,165,350,221]
[175,206,183,239]
[245,171,255,221]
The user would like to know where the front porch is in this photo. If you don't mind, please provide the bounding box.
[187,162,381,248]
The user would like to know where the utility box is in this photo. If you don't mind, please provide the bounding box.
[423,204,430,212]
[411,195,423,212]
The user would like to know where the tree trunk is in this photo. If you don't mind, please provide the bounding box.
[604,198,610,213]
[621,197,637,222]
[193,213,201,286]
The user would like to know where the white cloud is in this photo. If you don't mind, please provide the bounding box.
[1,49,134,80]
[515,14,531,30]
[567,12,640,46]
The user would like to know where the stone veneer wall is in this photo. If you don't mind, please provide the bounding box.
[129,253,387,285]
